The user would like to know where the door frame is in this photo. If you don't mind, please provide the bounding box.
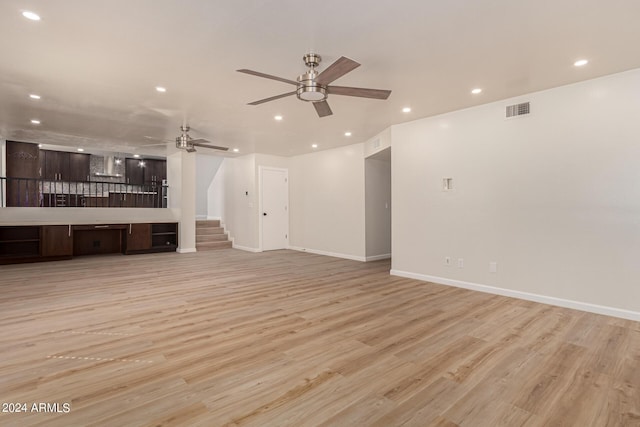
[258,166,289,252]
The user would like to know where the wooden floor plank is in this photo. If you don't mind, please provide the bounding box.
[1,249,639,426]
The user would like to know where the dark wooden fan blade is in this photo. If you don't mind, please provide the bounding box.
[191,142,229,151]
[328,85,391,99]
[315,57,360,85]
[248,91,297,105]
[237,69,298,86]
[313,100,333,117]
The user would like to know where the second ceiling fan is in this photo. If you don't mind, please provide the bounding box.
[238,53,391,117]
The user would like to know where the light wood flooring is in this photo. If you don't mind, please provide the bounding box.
[0,249,639,426]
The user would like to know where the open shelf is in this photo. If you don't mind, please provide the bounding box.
[151,223,178,250]
[0,226,41,260]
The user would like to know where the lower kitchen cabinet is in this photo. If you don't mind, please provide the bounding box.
[0,222,178,264]
[125,223,152,253]
[41,225,73,257]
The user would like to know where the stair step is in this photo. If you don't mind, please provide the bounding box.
[196,227,225,235]
[197,241,232,250]
[196,233,228,243]
[196,220,220,228]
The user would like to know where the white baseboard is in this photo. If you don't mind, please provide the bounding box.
[195,215,207,220]
[366,253,391,262]
[206,216,221,220]
[390,270,640,322]
[177,247,197,254]
[232,244,261,253]
[288,246,366,262]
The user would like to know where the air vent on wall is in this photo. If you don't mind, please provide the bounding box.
[506,102,530,118]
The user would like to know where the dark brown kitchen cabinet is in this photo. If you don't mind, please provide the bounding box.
[6,141,40,207]
[0,226,40,263]
[125,223,152,253]
[41,150,89,182]
[41,225,73,258]
[144,159,167,185]
[125,158,145,185]
[151,223,178,251]
[69,153,90,182]
[0,222,177,264]
[42,150,69,180]
[125,158,166,185]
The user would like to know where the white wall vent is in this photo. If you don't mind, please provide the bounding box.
[506,102,530,118]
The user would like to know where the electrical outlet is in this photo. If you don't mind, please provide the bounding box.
[444,257,451,266]
[457,258,464,268]
[489,262,497,273]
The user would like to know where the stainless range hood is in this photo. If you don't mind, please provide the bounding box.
[93,155,123,178]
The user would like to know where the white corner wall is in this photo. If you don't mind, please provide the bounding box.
[195,154,224,219]
[289,143,366,260]
[207,159,225,220]
[391,69,640,319]
[223,154,257,250]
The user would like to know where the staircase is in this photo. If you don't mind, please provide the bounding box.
[196,220,232,251]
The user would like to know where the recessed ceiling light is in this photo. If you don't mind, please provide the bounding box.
[30,119,40,125]
[22,11,41,21]
[402,107,411,113]
[38,144,43,148]
[311,144,318,148]
[574,59,589,67]
[344,132,352,137]
[77,148,84,152]
[274,115,283,121]
[133,154,140,158]
[155,86,167,93]
[471,88,482,94]
[29,94,41,100]
[232,148,239,153]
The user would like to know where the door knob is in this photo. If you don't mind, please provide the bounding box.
[263,212,267,216]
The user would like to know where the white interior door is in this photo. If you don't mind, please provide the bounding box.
[260,167,289,251]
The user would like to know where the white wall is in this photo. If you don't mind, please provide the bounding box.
[208,160,225,220]
[224,154,257,250]
[195,154,224,219]
[0,140,6,176]
[365,149,391,260]
[222,153,290,251]
[167,151,196,252]
[364,127,392,158]
[391,69,640,319]
[289,143,366,260]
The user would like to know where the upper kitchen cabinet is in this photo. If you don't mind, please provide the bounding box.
[125,158,166,186]
[69,153,90,182]
[6,141,39,207]
[41,150,69,180]
[40,150,89,181]
[125,158,145,185]
[144,159,167,185]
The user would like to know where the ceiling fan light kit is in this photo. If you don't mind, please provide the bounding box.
[238,53,391,117]
[169,125,229,153]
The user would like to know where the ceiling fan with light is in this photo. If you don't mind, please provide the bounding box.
[144,125,228,153]
[237,53,392,117]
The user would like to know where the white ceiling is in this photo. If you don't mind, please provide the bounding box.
[1,0,639,157]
